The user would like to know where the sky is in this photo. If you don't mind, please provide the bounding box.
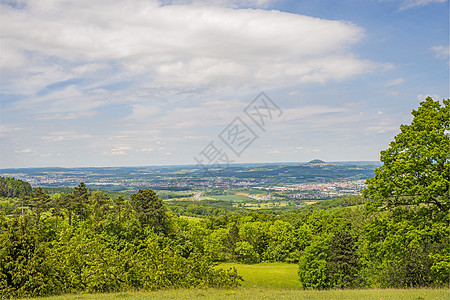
[0,0,449,168]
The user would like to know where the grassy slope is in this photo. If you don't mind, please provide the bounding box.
[218,262,301,289]
[22,288,449,300]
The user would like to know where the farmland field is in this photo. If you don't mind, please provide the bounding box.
[212,194,252,201]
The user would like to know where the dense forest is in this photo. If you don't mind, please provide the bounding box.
[0,97,448,298]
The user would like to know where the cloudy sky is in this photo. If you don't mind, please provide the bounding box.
[1,0,448,168]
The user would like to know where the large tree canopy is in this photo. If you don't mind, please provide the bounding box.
[363,97,449,213]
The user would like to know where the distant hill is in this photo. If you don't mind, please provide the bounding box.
[218,162,377,183]
[307,159,325,164]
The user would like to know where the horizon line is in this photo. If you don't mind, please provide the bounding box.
[0,160,382,170]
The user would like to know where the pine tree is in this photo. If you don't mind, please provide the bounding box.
[131,189,168,233]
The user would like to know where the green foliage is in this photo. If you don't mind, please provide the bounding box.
[131,189,168,234]
[263,220,296,262]
[0,197,17,215]
[359,97,450,288]
[235,241,259,264]
[359,210,449,287]
[22,187,52,226]
[0,185,245,298]
[298,234,331,289]
[364,97,450,213]
[167,202,225,217]
[0,215,60,298]
[74,182,90,222]
[0,176,32,198]
[326,231,360,288]
[299,195,367,212]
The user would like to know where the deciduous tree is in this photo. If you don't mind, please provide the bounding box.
[363,97,449,213]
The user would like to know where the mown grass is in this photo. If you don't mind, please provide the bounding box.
[218,262,301,289]
[21,288,449,300]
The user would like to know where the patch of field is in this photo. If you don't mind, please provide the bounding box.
[304,201,318,205]
[235,192,249,196]
[22,288,449,300]
[219,262,300,289]
[238,202,289,209]
[212,194,251,201]
[234,188,267,195]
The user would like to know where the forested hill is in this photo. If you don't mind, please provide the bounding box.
[222,163,376,181]
[0,176,32,197]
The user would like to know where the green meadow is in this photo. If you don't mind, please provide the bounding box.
[218,262,301,289]
[21,288,449,300]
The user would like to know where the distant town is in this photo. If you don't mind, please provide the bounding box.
[1,161,378,210]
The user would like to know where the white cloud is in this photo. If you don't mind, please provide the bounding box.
[0,124,22,136]
[417,94,441,101]
[34,111,98,121]
[431,45,449,58]
[103,145,132,156]
[6,85,105,120]
[399,0,447,9]
[1,1,402,167]
[385,77,404,87]
[267,150,280,154]
[1,0,376,99]
[366,125,398,134]
[124,98,240,131]
[72,63,110,75]
[41,132,93,142]
[14,148,35,153]
[167,0,277,8]
[431,45,449,65]
[278,105,348,123]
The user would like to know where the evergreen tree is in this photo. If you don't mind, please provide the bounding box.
[226,223,240,260]
[131,189,168,234]
[73,183,89,222]
[115,195,126,223]
[22,187,51,226]
[326,230,360,288]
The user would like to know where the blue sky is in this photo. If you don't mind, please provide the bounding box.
[1,0,448,168]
